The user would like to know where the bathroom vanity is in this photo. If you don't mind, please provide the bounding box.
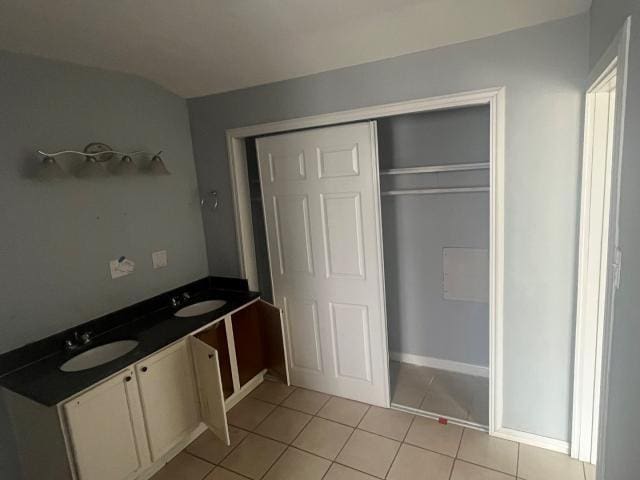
[0,278,288,480]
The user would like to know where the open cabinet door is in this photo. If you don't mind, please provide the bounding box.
[258,300,290,385]
[189,336,231,445]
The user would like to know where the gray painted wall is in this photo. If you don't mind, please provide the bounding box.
[0,51,207,477]
[379,107,489,367]
[590,1,640,479]
[189,14,588,441]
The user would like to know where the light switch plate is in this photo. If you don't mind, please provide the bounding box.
[152,250,168,269]
[110,257,135,279]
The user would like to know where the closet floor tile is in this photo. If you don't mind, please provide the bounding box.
[517,444,584,480]
[292,416,353,460]
[250,379,296,405]
[263,447,330,480]
[336,429,400,478]
[457,428,518,475]
[323,463,379,480]
[220,433,286,479]
[151,452,214,480]
[358,406,413,441]
[204,467,247,480]
[227,397,275,430]
[450,460,515,480]
[318,397,369,427]
[282,388,331,414]
[387,443,453,480]
[254,406,312,443]
[404,415,463,456]
[186,426,247,464]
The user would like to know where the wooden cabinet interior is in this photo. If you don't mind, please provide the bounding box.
[193,321,234,398]
[232,300,288,386]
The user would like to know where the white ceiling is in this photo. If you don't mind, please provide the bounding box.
[0,0,591,98]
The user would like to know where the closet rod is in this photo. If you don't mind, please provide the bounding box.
[380,162,489,175]
[381,186,489,196]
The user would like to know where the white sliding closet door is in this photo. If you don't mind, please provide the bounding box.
[256,122,388,406]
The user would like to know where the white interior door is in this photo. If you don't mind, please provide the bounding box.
[256,122,388,406]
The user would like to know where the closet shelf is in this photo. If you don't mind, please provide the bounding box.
[381,186,489,196]
[380,162,489,175]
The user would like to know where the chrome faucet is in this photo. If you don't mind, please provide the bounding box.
[171,292,191,308]
[64,331,92,352]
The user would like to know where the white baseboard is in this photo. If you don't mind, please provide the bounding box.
[390,351,489,378]
[492,427,570,454]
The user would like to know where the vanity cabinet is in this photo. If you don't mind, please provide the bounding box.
[4,298,289,480]
[135,340,200,461]
[232,299,289,387]
[190,299,289,445]
[63,369,150,480]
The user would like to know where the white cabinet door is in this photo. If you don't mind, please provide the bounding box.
[136,340,200,461]
[63,369,150,480]
[190,336,230,445]
[256,122,388,406]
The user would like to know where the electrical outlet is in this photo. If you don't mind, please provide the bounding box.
[152,250,168,269]
[110,256,135,279]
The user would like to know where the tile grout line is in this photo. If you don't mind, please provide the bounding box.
[230,403,512,478]
[516,441,520,478]
[447,427,466,480]
[382,412,416,479]
[181,382,501,480]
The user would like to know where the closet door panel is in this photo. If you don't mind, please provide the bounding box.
[329,302,372,382]
[271,194,314,276]
[283,296,323,374]
[320,192,366,279]
[257,122,387,406]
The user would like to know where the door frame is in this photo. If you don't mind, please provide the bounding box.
[571,17,631,467]
[225,87,505,434]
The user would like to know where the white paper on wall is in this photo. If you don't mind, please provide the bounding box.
[442,247,489,303]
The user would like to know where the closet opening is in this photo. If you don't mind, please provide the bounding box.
[226,88,504,433]
[378,106,491,429]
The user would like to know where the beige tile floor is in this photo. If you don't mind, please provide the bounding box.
[390,361,490,426]
[151,379,593,480]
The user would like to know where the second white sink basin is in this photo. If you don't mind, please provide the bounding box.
[60,340,139,372]
[174,300,227,318]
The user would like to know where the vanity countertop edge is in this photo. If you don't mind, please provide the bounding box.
[0,276,261,407]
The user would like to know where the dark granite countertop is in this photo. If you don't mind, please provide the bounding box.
[0,277,259,406]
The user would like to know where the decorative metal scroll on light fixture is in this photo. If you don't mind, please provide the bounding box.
[35,142,171,179]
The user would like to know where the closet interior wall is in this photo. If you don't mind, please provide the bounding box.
[245,137,273,304]
[378,106,491,425]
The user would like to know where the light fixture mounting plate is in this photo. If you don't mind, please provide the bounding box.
[84,142,114,162]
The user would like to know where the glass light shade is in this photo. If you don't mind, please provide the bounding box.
[113,155,138,176]
[76,156,109,178]
[36,156,66,180]
[148,155,170,175]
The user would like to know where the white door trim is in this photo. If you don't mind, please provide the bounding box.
[571,60,617,463]
[571,17,632,473]
[226,87,505,433]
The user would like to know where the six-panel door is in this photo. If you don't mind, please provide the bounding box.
[256,122,388,406]
[135,340,200,461]
[63,369,150,480]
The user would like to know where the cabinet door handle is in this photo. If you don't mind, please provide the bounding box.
[125,376,132,382]
[141,366,148,372]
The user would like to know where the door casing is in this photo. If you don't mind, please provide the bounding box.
[225,87,506,438]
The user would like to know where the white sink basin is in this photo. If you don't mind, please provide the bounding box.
[174,300,227,317]
[60,340,139,372]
